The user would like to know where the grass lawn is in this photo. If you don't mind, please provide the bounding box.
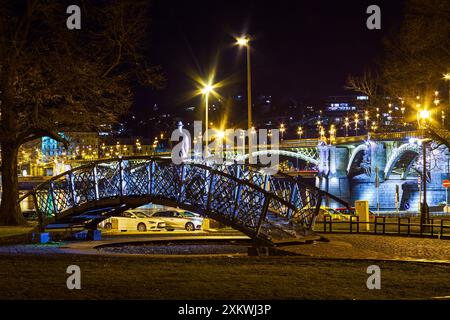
[0,222,38,238]
[0,254,449,300]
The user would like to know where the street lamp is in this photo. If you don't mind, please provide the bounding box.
[354,113,359,135]
[236,35,252,132]
[344,117,349,137]
[297,126,303,139]
[444,72,450,117]
[329,124,336,144]
[280,123,286,140]
[376,108,380,125]
[418,108,430,128]
[411,137,432,232]
[201,83,215,157]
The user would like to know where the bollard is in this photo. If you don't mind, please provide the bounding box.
[39,232,51,244]
[355,200,370,232]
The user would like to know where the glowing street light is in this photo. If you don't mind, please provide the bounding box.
[419,109,430,120]
[216,130,225,140]
[329,124,336,144]
[236,36,252,131]
[418,108,430,129]
[344,117,350,137]
[280,123,286,140]
[444,72,450,117]
[236,35,253,162]
[297,126,303,139]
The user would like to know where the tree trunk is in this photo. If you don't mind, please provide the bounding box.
[0,141,27,225]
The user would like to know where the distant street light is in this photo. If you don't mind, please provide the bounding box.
[297,126,303,139]
[344,117,349,137]
[329,124,336,144]
[280,123,286,140]
[444,73,450,117]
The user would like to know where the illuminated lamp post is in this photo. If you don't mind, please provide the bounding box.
[417,108,432,232]
[297,126,303,139]
[280,123,286,141]
[344,117,349,137]
[201,83,215,157]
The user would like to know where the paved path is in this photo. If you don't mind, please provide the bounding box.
[0,234,250,256]
[282,234,450,263]
[2,232,450,263]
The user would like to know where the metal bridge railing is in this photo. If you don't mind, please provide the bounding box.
[18,157,350,244]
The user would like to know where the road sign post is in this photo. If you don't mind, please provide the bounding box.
[443,180,450,213]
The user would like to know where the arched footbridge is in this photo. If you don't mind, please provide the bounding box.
[19,157,348,245]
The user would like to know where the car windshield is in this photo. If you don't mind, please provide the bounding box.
[181,212,196,217]
[134,212,148,218]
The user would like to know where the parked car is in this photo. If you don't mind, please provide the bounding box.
[99,210,166,232]
[150,210,203,231]
[300,206,352,222]
[335,207,356,218]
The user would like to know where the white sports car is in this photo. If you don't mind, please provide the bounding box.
[99,209,166,232]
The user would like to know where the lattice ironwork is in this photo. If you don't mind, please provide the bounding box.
[19,157,349,244]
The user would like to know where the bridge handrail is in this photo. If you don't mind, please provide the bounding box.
[19,156,349,210]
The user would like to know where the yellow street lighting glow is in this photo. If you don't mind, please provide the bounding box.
[419,109,431,120]
[216,130,225,139]
[443,73,450,81]
[201,84,214,95]
[236,36,250,47]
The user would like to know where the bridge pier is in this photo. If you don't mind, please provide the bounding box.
[317,146,351,208]
[318,140,450,211]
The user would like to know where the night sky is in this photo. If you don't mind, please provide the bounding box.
[139,0,405,113]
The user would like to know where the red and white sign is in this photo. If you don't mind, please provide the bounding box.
[443,180,450,188]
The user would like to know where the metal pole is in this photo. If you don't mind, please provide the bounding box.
[246,44,253,164]
[422,142,429,230]
[205,93,209,158]
[375,166,380,214]
[247,44,252,133]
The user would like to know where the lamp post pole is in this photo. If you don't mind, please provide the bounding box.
[236,36,253,162]
[421,141,429,232]
[246,43,252,133]
[205,92,209,157]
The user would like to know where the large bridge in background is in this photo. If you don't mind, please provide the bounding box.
[64,130,449,211]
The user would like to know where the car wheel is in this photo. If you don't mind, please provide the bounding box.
[185,222,195,231]
[137,223,147,232]
[104,222,112,230]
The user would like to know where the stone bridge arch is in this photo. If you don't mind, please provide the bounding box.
[346,144,369,178]
[384,143,420,180]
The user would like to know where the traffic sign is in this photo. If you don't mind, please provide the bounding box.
[443,180,450,188]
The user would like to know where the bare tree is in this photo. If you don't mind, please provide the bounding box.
[345,69,385,110]
[382,0,450,102]
[0,0,164,225]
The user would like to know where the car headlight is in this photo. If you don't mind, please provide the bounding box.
[157,222,166,228]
